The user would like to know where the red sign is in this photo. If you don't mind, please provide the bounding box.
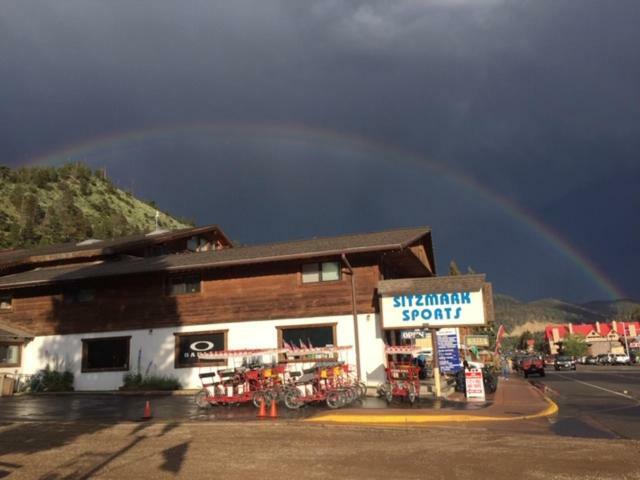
[465,369,485,401]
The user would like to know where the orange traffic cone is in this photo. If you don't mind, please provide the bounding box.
[142,400,152,420]
[257,397,267,418]
[269,398,278,419]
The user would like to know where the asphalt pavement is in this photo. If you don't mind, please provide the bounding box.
[539,365,640,439]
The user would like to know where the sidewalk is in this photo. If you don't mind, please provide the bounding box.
[306,376,557,424]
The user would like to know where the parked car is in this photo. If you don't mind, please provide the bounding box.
[612,354,631,365]
[584,356,598,365]
[543,355,556,366]
[521,356,545,378]
[596,354,612,365]
[554,355,576,371]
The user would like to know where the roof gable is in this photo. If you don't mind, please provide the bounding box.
[0,226,432,289]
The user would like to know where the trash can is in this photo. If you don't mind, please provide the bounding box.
[0,374,15,397]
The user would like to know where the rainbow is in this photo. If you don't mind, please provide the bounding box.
[18,121,624,299]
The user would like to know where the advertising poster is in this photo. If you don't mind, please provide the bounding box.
[465,369,486,401]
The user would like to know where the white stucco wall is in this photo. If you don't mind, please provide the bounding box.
[6,313,387,390]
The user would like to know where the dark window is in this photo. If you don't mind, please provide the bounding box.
[174,330,227,368]
[281,325,335,349]
[0,343,20,367]
[169,275,201,295]
[0,293,12,311]
[301,261,341,283]
[64,288,95,304]
[82,336,130,372]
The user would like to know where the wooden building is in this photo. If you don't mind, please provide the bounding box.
[0,224,491,390]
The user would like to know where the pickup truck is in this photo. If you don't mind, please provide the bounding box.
[521,356,545,378]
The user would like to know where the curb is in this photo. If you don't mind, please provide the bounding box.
[14,390,200,397]
[304,391,558,425]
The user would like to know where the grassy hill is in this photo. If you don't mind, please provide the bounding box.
[495,293,640,335]
[0,164,190,249]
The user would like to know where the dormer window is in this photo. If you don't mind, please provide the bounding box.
[187,236,210,252]
[169,275,201,295]
[64,288,95,304]
[301,262,341,283]
[0,293,12,311]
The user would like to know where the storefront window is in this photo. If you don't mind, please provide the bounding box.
[0,343,20,367]
[169,275,201,295]
[301,262,341,283]
[174,330,227,368]
[82,336,130,372]
[280,324,336,349]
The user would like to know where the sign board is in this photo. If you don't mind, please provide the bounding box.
[464,368,485,401]
[401,329,429,340]
[437,328,461,374]
[381,290,486,328]
[465,335,490,347]
[176,331,225,367]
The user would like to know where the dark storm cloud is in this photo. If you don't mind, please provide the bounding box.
[0,1,638,301]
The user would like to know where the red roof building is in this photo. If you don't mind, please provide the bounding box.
[545,321,640,355]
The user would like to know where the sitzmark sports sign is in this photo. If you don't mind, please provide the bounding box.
[381,290,486,328]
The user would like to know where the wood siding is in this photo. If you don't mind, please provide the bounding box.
[0,258,381,336]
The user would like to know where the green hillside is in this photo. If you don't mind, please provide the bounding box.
[0,164,191,249]
[494,293,640,334]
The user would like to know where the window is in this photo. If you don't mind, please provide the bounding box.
[301,261,341,283]
[64,288,95,304]
[187,236,209,252]
[174,330,227,368]
[169,275,201,295]
[0,293,12,311]
[81,336,130,372]
[279,324,336,350]
[0,343,20,367]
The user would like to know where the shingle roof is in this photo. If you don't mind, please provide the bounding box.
[378,274,486,296]
[0,226,431,289]
[0,225,230,270]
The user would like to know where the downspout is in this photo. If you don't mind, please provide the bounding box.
[341,253,362,380]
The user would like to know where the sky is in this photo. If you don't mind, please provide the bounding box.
[1,1,638,303]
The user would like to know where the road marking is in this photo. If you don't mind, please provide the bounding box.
[554,373,636,400]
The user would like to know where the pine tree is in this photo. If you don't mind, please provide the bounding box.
[449,260,461,276]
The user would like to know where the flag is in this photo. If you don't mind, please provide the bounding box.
[307,338,313,348]
[494,325,506,353]
[283,341,293,350]
[299,339,308,349]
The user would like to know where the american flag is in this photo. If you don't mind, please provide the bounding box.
[494,325,506,353]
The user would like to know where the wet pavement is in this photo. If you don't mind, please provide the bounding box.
[0,392,491,423]
[538,366,640,440]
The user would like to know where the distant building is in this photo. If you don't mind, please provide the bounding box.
[545,321,640,356]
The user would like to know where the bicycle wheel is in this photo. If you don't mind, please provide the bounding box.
[408,383,417,405]
[284,389,302,410]
[194,389,211,409]
[326,390,342,409]
[358,382,368,400]
[252,390,271,409]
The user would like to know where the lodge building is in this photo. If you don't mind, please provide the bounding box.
[0,225,493,390]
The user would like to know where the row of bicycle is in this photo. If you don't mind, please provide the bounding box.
[194,361,367,410]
